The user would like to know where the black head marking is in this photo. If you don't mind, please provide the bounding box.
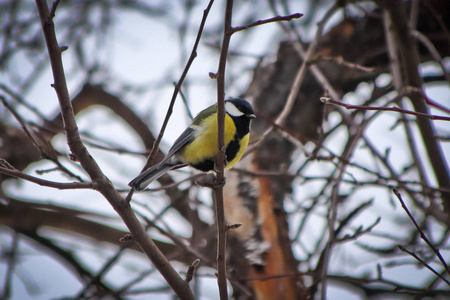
[225,98,255,118]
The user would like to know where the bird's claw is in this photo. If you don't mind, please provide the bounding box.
[195,174,226,189]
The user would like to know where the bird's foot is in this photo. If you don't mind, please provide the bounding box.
[195,173,226,189]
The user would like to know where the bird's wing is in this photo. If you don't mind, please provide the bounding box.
[128,163,171,190]
[158,126,196,167]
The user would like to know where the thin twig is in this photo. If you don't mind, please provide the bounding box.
[0,160,93,190]
[0,83,49,121]
[408,86,450,115]
[143,0,215,173]
[393,188,450,276]
[229,269,450,295]
[398,96,430,201]
[77,246,130,298]
[321,97,450,121]
[1,96,85,182]
[315,55,376,73]
[1,232,19,299]
[383,9,403,89]
[412,30,450,83]
[232,13,303,33]
[253,3,337,152]
[398,246,450,286]
[48,0,61,19]
[1,96,57,160]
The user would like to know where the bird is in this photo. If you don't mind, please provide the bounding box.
[129,98,256,191]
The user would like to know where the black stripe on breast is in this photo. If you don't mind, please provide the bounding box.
[230,116,251,139]
[191,138,241,172]
[225,138,240,164]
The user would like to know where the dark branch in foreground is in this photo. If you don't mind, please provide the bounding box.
[34,0,194,298]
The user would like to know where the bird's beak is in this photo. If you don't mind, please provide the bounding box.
[248,114,256,119]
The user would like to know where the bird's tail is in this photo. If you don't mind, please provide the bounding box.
[129,163,181,191]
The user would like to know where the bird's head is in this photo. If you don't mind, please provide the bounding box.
[225,98,256,120]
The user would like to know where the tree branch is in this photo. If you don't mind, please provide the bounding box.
[0,161,93,190]
[213,0,235,297]
[232,13,303,33]
[393,188,450,276]
[143,0,215,173]
[380,0,450,211]
[321,97,450,121]
[398,246,450,286]
[34,1,194,298]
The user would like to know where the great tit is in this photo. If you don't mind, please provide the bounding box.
[129,98,256,190]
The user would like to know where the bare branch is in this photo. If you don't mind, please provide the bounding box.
[412,30,450,82]
[393,188,450,276]
[321,97,450,121]
[34,0,194,298]
[48,0,61,19]
[143,0,215,173]
[381,0,450,210]
[213,1,235,297]
[232,13,303,33]
[0,161,93,190]
[398,246,450,286]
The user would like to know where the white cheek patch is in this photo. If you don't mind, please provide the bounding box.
[225,102,244,117]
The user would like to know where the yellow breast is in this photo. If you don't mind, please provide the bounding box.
[182,113,236,164]
[225,133,249,170]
